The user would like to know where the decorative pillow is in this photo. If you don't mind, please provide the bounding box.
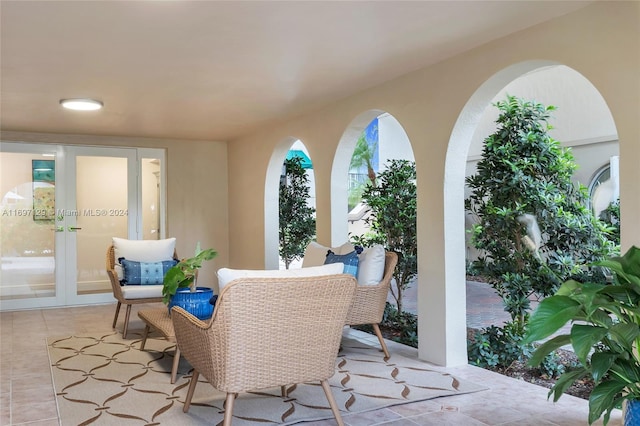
[324,248,361,277]
[112,237,176,280]
[357,244,386,285]
[119,258,177,285]
[302,241,355,268]
[217,262,345,291]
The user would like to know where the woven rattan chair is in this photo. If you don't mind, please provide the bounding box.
[345,251,398,360]
[106,244,177,338]
[172,274,357,426]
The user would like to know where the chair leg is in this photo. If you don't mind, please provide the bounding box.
[281,385,287,397]
[171,347,180,384]
[183,370,200,413]
[320,380,344,426]
[112,301,121,329]
[122,304,132,339]
[223,393,237,426]
[140,325,150,350]
[372,323,390,360]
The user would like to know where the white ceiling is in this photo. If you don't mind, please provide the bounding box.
[0,1,594,142]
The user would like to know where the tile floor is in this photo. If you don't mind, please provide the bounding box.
[0,282,623,425]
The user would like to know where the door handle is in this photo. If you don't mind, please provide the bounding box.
[51,226,64,232]
[67,227,82,232]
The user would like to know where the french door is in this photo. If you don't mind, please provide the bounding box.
[0,142,165,310]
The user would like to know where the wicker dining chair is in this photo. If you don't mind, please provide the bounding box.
[171,274,357,426]
[106,244,177,338]
[345,251,398,360]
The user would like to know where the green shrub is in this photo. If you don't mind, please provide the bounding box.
[466,96,616,327]
[468,321,530,369]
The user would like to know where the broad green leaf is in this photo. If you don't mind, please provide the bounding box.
[550,369,588,402]
[618,246,640,278]
[610,323,640,352]
[602,395,626,426]
[556,279,580,296]
[528,335,572,366]
[598,285,636,303]
[609,358,640,386]
[598,257,640,287]
[571,324,608,365]
[590,352,618,382]
[525,296,581,343]
[588,379,627,425]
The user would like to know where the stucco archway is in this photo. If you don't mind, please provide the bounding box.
[331,110,415,244]
[264,137,315,270]
[438,60,619,366]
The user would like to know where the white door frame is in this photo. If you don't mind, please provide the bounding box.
[0,142,166,310]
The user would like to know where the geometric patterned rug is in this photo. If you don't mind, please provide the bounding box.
[47,332,487,425]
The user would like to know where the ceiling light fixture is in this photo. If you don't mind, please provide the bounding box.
[59,98,103,111]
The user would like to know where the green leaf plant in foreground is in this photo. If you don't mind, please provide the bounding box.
[525,245,640,425]
[162,242,217,304]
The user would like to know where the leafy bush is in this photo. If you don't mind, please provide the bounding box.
[382,302,418,347]
[537,351,567,379]
[468,320,567,379]
[357,159,417,313]
[466,95,616,325]
[599,199,620,246]
[279,157,316,268]
[468,321,530,370]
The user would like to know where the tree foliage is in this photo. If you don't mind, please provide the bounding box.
[350,126,378,186]
[279,157,316,269]
[599,199,620,246]
[354,159,417,313]
[465,95,616,325]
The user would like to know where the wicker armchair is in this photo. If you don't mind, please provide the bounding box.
[106,244,177,338]
[172,274,357,426]
[345,251,398,360]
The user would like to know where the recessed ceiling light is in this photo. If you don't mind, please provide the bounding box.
[59,98,103,111]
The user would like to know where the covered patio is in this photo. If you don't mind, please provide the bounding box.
[0,289,620,425]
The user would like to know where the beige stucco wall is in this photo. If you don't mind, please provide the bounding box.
[227,2,640,365]
[0,131,230,290]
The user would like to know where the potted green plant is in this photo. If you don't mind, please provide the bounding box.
[525,245,640,425]
[162,243,217,319]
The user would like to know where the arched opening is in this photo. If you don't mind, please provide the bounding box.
[264,137,316,270]
[333,110,416,318]
[465,65,619,262]
[439,60,619,366]
[332,110,415,245]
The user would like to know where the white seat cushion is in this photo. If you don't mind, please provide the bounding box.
[217,262,345,291]
[120,284,164,299]
[302,241,355,267]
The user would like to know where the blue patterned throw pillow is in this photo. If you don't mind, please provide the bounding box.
[119,258,177,285]
[324,248,361,277]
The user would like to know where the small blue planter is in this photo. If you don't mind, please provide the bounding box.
[168,287,214,320]
[626,399,640,425]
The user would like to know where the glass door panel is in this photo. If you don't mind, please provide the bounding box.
[65,147,136,304]
[1,143,165,310]
[141,158,161,240]
[0,146,61,308]
[74,155,130,296]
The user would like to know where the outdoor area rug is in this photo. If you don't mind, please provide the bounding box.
[47,331,487,425]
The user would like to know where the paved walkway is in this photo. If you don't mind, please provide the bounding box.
[396,279,512,329]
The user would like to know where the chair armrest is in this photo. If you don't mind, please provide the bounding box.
[107,269,125,301]
[171,306,220,380]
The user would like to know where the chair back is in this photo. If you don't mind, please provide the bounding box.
[345,251,398,325]
[172,273,357,394]
[106,244,178,299]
